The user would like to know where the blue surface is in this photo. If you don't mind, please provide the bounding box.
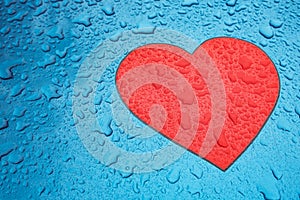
[0,0,299,199]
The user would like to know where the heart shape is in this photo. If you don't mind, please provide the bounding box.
[116,37,279,170]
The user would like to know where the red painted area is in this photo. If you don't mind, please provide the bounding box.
[116,37,279,170]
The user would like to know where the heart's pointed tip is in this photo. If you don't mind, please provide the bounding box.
[204,158,230,171]
[204,157,231,171]
[219,166,228,172]
[219,162,232,171]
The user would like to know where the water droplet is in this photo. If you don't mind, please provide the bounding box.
[259,25,274,39]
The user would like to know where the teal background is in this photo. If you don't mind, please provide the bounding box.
[0,0,299,199]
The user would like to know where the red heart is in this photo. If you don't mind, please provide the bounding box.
[116,37,279,170]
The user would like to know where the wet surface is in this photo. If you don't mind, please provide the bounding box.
[0,0,299,199]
